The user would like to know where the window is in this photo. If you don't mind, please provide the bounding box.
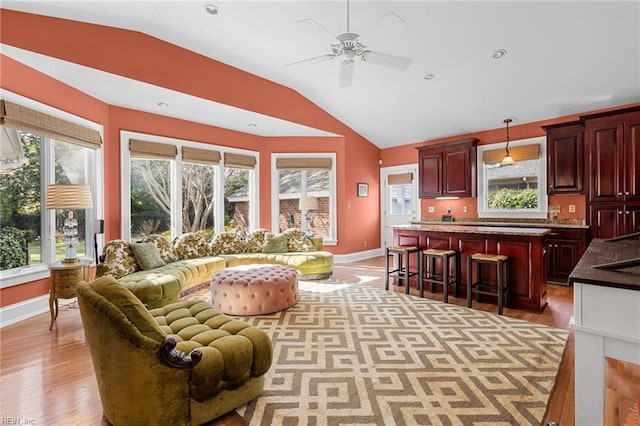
[388,173,413,215]
[477,137,547,219]
[0,97,103,285]
[272,154,336,244]
[121,133,257,241]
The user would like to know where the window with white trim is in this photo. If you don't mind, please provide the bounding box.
[121,133,258,241]
[0,96,103,285]
[271,154,336,244]
[477,136,547,219]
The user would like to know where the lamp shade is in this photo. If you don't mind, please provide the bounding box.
[45,184,93,210]
[299,196,318,211]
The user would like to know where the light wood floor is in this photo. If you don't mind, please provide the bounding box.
[1,258,638,425]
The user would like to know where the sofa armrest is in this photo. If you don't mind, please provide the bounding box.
[158,336,202,369]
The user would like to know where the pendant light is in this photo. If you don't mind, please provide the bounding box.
[501,118,515,165]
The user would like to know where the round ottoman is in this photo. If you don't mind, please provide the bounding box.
[210,264,299,315]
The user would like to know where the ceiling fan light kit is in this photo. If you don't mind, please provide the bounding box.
[286,0,413,88]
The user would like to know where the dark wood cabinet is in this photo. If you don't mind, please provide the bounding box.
[545,228,588,284]
[585,107,640,203]
[584,106,640,238]
[543,121,584,194]
[589,203,640,239]
[417,138,478,198]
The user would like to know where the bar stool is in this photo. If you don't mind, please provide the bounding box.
[384,246,422,295]
[467,253,510,315]
[421,248,460,302]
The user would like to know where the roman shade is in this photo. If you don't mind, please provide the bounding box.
[388,173,413,185]
[182,147,221,165]
[224,153,256,169]
[275,158,332,170]
[0,100,102,149]
[129,140,177,160]
[482,144,540,164]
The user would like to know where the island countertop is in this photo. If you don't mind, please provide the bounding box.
[569,238,640,291]
[393,223,552,237]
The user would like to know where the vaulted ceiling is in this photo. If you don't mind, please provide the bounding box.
[2,1,639,148]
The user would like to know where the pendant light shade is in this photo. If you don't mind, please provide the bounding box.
[501,118,515,165]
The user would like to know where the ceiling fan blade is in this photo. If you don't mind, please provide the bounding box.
[361,50,412,70]
[285,54,338,67]
[338,59,354,88]
[359,12,408,41]
[296,18,339,44]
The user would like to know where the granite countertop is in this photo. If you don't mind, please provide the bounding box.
[410,219,589,229]
[569,239,640,291]
[394,224,552,236]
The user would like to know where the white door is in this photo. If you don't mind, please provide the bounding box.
[381,165,420,248]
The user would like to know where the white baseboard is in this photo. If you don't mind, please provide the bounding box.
[334,248,384,264]
[0,295,49,328]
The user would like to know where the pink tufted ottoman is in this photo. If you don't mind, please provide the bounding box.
[210,264,299,315]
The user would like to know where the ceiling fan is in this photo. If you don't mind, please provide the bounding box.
[285,0,413,88]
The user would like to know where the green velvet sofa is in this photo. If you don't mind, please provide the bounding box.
[76,275,272,425]
[96,228,333,309]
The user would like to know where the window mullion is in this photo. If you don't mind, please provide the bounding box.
[42,137,55,264]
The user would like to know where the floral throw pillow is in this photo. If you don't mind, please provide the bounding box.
[245,228,270,253]
[262,232,289,253]
[284,228,316,252]
[209,231,247,255]
[141,234,177,264]
[172,232,208,260]
[101,239,139,279]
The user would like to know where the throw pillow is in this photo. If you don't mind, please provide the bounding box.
[172,232,208,259]
[130,242,165,271]
[141,234,177,263]
[209,231,247,255]
[262,232,288,253]
[245,228,269,253]
[284,228,316,252]
[101,239,139,279]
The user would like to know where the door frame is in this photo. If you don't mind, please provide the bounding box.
[380,164,420,248]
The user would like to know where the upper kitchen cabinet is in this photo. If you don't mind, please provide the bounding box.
[417,138,478,198]
[584,106,640,203]
[543,121,584,194]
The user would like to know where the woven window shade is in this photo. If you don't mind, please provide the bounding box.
[275,158,332,170]
[224,153,256,169]
[129,139,177,160]
[482,144,540,164]
[388,173,413,185]
[182,147,221,165]
[0,100,102,149]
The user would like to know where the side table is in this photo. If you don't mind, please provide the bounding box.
[49,260,91,330]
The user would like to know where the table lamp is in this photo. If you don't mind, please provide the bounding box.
[298,196,318,237]
[45,184,94,264]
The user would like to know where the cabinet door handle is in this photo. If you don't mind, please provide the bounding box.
[619,210,623,214]
[625,211,630,215]
[625,192,630,195]
[618,192,623,196]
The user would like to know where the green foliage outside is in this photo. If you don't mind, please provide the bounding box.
[488,188,538,209]
[0,227,28,269]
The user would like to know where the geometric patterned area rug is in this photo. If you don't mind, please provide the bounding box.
[192,281,569,425]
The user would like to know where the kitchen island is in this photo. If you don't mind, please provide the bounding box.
[393,224,551,312]
[569,238,640,425]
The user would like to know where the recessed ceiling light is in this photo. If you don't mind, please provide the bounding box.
[424,73,435,81]
[248,123,258,128]
[204,4,219,15]
[492,49,507,59]
[157,102,169,107]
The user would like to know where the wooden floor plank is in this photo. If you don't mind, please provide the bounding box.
[1,257,638,425]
